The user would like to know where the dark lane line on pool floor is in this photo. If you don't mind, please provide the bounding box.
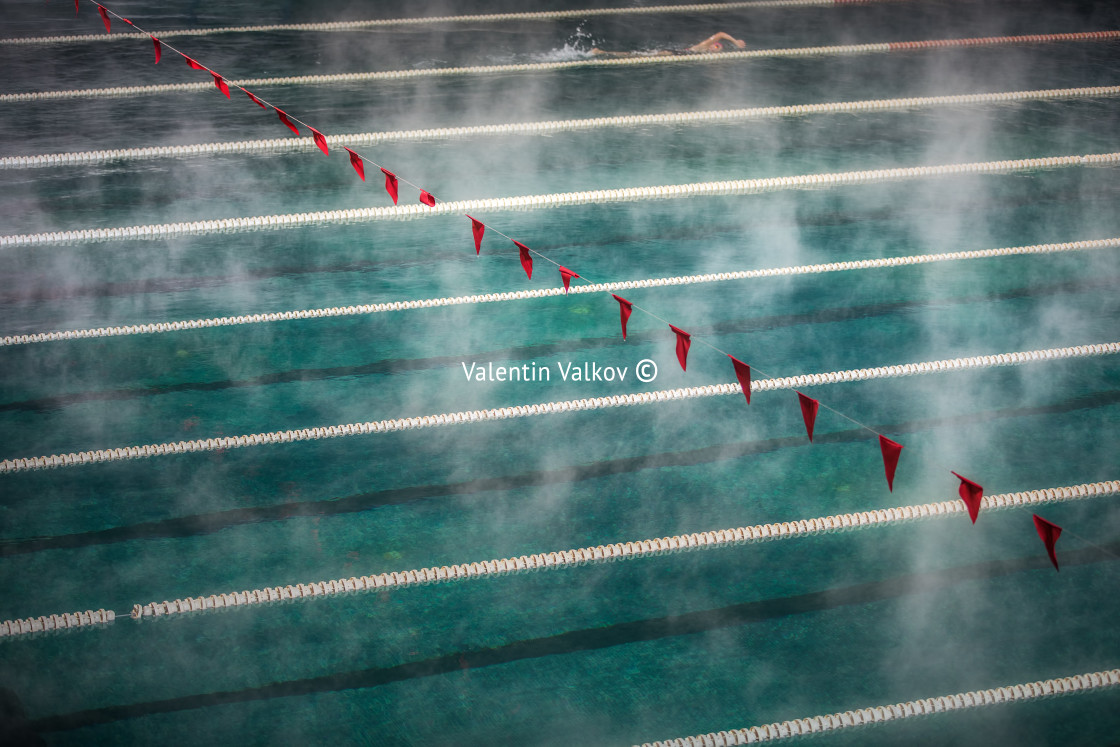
[0,222,778,304]
[2,389,1117,556]
[2,276,1114,413]
[4,182,1107,304]
[0,258,447,304]
[29,542,1120,733]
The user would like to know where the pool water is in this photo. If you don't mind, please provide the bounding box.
[1,0,1119,744]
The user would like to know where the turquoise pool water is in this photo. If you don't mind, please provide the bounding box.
[1,0,1119,744]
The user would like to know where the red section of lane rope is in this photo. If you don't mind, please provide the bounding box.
[889,30,1120,51]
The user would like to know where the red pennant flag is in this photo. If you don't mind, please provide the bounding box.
[729,355,751,404]
[75,0,80,15]
[419,191,436,207]
[467,216,485,254]
[381,168,399,205]
[97,4,111,33]
[669,325,691,371]
[211,72,230,98]
[797,392,819,442]
[308,127,328,155]
[952,472,984,523]
[244,90,267,108]
[558,266,580,293]
[1032,514,1062,571]
[879,435,903,492]
[612,295,632,340]
[514,241,533,279]
[184,55,207,71]
[151,36,162,64]
[275,109,299,136]
[344,148,365,180]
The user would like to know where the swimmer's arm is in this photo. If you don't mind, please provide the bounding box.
[688,31,747,51]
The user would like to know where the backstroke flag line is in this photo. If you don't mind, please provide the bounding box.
[57,0,1078,577]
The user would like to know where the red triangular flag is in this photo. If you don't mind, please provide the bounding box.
[97,4,111,33]
[151,36,162,64]
[797,392,819,442]
[1032,514,1062,571]
[612,295,632,340]
[514,241,533,279]
[419,190,436,207]
[558,266,580,293]
[952,472,984,523]
[729,355,751,404]
[75,0,80,15]
[343,148,365,180]
[211,72,230,98]
[184,55,207,71]
[467,216,485,254]
[308,127,328,155]
[669,325,690,371]
[244,89,267,108]
[879,435,903,492]
[275,109,299,136]
[381,168,398,205]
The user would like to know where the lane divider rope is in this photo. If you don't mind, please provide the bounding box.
[3,32,1117,103]
[0,609,114,638]
[636,668,1120,746]
[5,85,1119,170]
[4,238,1117,347]
[1,0,890,46]
[4,152,1118,250]
[1,343,1116,475]
[1,479,1112,636]
[124,481,1120,621]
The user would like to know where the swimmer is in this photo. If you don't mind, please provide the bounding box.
[591,31,747,58]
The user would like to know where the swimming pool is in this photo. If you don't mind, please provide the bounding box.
[1,0,1119,743]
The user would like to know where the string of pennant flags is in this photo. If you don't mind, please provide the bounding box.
[48,0,1094,570]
